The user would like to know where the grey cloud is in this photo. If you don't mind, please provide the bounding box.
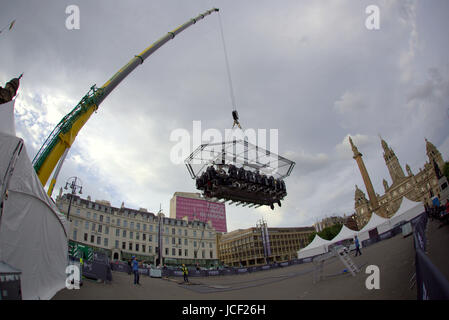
[2,0,449,230]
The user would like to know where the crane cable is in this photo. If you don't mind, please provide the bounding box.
[218,11,242,135]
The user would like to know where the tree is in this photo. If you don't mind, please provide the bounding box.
[443,162,449,180]
[307,224,343,243]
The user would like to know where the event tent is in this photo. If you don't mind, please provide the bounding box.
[328,225,358,245]
[0,99,68,299]
[357,212,390,242]
[297,234,331,259]
[389,197,424,227]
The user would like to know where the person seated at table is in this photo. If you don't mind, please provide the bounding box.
[267,176,275,191]
[228,164,238,179]
[237,167,246,180]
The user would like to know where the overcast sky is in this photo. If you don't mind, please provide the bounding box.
[1,0,448,232]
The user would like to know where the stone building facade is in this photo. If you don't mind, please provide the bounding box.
[217,226,315,267]
[56,193,219,267]
[352,137,446,228]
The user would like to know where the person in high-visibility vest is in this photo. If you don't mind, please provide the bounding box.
[181,264,189,283]
[79,257,84,285]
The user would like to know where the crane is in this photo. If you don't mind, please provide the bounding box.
[32,8,219,197]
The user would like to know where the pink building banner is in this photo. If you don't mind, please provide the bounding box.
[176,196,227,232]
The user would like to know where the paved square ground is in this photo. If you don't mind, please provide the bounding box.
[54,229,421,300]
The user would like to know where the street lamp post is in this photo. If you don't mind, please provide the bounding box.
[64,176,83,221]
[157,208,163,268]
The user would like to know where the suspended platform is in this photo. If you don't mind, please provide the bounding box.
[185,139,295,210]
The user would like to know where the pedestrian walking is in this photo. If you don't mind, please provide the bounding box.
[127,259,132,275]
[132,256,140,285]
[181,264,189,283]
[354,235,362,256]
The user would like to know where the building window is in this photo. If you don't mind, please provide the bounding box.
[123,230,127,238]
[85,221,89,229]
[149,246,152,253]
[172,238,175,245]
[142,245,146,253]
[73,229,77,240]
[91,223,96,231]
[93,213,97,220]
[97,236,101,245]
[184,230,188,237]
[135,243,139,252]
[116,229,120,237]
[130,222,134,230]
[184,239,188,246]
[179,249,182,256]
[172,228,175,235]
[165,248,169,255]
[178,229,182,236]
[123,220,128,228]
[117,219,121,226]
[115,240,119,249]
[209,242,213,248]
[194,241,197,247]
[87,212,91,219]
[91,235,94,243]
[129,242,133,250]
[165,237,169,244]
[185,249,188,257]
[84,233,88,241]
[106,216,110,224]
[142,234,146,241]
[210,251,213,258]
[130,232,133,239]
[136,233,140,240]
[149,234,152,242]
[172,248,176,256]
[143,224,147,231]
[202,242,205,248]
[74,220,79,227]
[104,238,108,247]
[98,225,102,233]
[99,215,103,222]
[105,226,109,234]
[178,238,182,245]
[136,223,140,230]
[194,231,197,237]
[150,225,153,232]
[122,242,126,250]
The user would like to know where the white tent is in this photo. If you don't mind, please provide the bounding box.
[297,234,331,259]
[329,225,358,245]
[389,197,424,227]
[0,99,68,300]
[357,212,390,242]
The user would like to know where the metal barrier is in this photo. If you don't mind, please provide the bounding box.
[413,213,449,300]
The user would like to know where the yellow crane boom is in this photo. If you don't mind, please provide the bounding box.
[32,8,219,196]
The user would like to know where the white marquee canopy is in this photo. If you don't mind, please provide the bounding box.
[0,99,68,300]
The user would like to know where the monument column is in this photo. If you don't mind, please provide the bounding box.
[349,136,380,211]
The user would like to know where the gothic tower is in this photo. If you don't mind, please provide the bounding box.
[354,185,371,226]
[425,138,444,172]
[381,138,405,184]
[349,136,380,211]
